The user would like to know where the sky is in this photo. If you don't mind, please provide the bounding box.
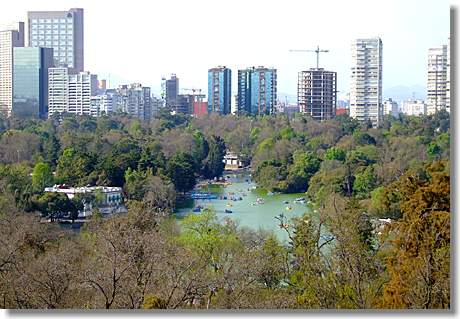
[0,0,452,100]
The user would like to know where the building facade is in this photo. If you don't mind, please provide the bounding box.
[115,83,152,120]
[401,100,427,116]
[350,37,383,127]
[48,67,68,116]
[68,71,97,115]
[427,44,448,115]
[297,68,336,121]
[0,22,24,117]
[28,8,84,73]
[383,98,399,118]
[208,66,231,115]
[44,184,125,218]
[48,69,97,116]
[13,47,53,118]
[164,74,178,108]
[193,101,208,116]
[237,66,277,115]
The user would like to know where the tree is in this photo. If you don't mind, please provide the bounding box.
[166,152,197,193]
[353,166,377,198]
[124,168,152,201]
[34,192,77,221]
[203,135,226,179]
[55,148,92,186]
[32,162,54,192]
[325,147,346,162]
[381,162,450,309]
[285,151,321,192]
[143,175,176,217]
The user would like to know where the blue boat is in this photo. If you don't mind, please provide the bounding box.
[192,206,202,212]
[190,192,218,200]
[224,209,233,214]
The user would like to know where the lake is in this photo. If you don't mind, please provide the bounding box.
[176,171,312,241]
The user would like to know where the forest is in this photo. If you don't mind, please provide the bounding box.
[0,109,450,309]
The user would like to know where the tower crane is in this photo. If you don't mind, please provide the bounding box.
[289,45,329,69]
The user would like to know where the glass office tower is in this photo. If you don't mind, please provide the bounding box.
[28,8,84,73]
[208,66,231,115]
[13,47,53,118]
[238,67,277,115]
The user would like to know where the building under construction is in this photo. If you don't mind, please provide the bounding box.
[297,68,337,121]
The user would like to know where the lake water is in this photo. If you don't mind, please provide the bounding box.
[176,172,312,241]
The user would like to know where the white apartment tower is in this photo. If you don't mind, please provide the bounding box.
[0,22,24,117]
[427,45,448,115]
[350,37,383,127]
[48,68,97,116]
[383,98,399,117]
[68,72,97,115]
[48,67,69,115]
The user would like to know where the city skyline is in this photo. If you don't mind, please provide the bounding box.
[0,0,450,100]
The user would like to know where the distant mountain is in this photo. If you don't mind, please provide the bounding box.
[384,85,427,103]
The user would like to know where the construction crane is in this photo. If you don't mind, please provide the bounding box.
[289,45,329,69]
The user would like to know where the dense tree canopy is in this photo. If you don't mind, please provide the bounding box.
[0,110,450,309]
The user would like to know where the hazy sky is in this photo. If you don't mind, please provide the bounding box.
[1,0,452,99]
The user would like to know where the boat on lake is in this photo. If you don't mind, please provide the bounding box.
[190,192,218,200]
[224,209,233,214]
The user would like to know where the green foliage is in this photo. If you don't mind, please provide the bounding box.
[166,152,197,193]
[427,142,441,160]
[142,295,167,309]
[353,131,376,145]
[285,151,321,192]
[325,147,346,162]
[353,166,377,198]
[33,192,77,221]
[55,148,93,186]
[124,168,153,201]
[279,127,295,140]
[178,209,241,270]
[31,162,54,192]
[203,135,226,179]
[382,162,450,308]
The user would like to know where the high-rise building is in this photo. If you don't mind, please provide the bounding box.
[151,95,162,118]
[193,101,208,116]
[48,69,97,116]
[0,22,24,117]
[383,98,399,118]
[297,68,336,121]
[115,84,151,120]
[401,100,427,116]
[237,66,277,115]
[48,67,68,116]
[446,39,450,112]
[173,93,206,115]
[165,74,178,108]
[28,8,84,73]
[350,37,383,127]
[427,44,448,115]
[208,66,231,115]
[68,71,97,115]
[13,47,53,118]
